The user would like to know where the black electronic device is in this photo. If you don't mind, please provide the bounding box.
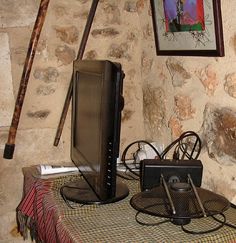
[130,158,232,233]
[61,60,129,204]
[140,159,203,191]
[128,133,235,233]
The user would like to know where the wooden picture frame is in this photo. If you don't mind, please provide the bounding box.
[150,0,224,56]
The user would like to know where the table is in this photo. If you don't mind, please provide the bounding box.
[17,166,236,243]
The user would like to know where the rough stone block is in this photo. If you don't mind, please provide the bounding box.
[143,85,166,140]
[33,67,59,83]
[224,72,236,98]
[54,25,79,44]
[124,1,138,12]
[201,103,236,165]
[102,3,121,24]
[166,57,191,87]
[55,45,76,65]
[168,116,183,138]
[174,94,196,121]
[108,43,131,60]
[196,64,218,96]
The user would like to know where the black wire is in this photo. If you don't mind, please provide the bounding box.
[160,136,180,159]
[178,131,201,159]
[178,142,188,160]
[231,203,236,209]
[119,131,202,182]
[160,131,201,160]
[133,201,234,234]
[120,140,161,178]
[135,211,170,226]
[181,213,226,234]
[211,214,236,230]
[60,186,76,209]
[60,185,88,209]
[134,202,170,226]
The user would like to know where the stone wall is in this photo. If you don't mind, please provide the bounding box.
[0,0,236,241]
[138,0,236,205]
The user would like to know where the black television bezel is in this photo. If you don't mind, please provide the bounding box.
[68,60,128,204]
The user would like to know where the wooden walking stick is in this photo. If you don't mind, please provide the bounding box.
[53,0,99,146]
[3,0,50,159]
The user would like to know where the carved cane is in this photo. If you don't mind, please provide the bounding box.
[3,0,50,159]
[53,0,99,146]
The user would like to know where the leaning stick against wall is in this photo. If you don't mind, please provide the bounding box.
[53,0,100,146]
[3,0,50,159]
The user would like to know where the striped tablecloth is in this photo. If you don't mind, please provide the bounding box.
[17,167,236,243]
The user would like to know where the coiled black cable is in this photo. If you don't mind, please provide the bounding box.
[118,131,202,180]
[160,131,201,160]
[181,213,226,234]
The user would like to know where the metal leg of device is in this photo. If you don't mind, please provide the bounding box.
[188,174,207,217]
[161,174,176,215]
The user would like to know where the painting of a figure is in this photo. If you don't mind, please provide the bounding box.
[163,0,205,32]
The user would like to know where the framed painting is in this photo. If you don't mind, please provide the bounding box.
[150,0,224,56]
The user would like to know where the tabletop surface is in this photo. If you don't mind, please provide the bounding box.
[17,166,236,243]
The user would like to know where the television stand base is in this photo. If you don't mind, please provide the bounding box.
[61,179,129,205]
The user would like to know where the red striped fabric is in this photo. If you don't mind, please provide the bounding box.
[17,179,57,243]
[17,169,75,243]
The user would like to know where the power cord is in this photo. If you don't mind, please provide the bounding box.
[60,184,87,209]
[135,212,170,226]
[181,213,226,234]
[134,201,170,226]
[160,131,201,160]
[118,140,161,180]
[118,131,202,181]
[211,211,236,230]
[135,208,236,234]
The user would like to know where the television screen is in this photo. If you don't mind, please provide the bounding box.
[61,60,129,204]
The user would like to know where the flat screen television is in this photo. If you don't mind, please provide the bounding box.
[61,60,129,204]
